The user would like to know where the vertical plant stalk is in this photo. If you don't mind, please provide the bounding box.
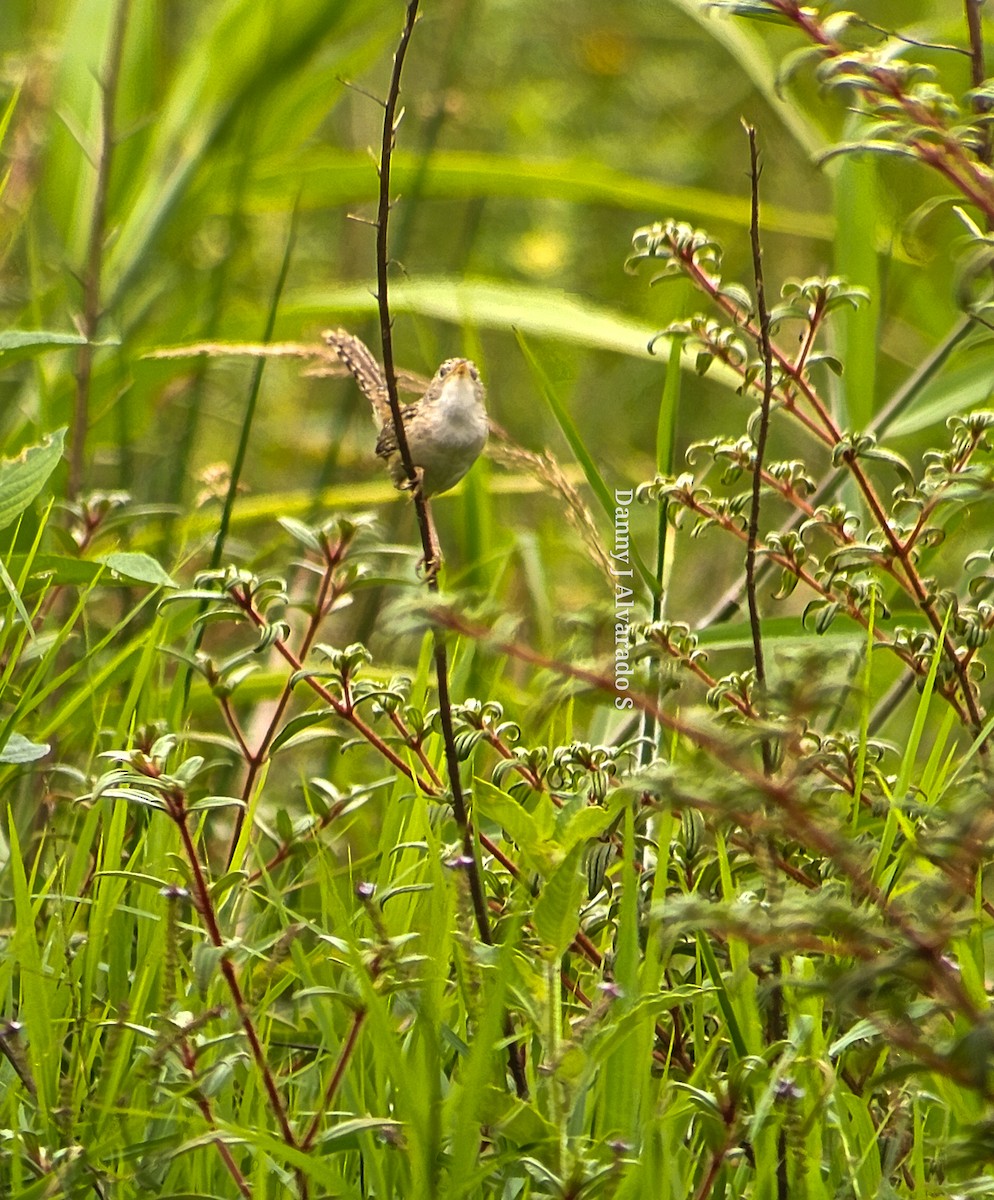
[965,1,992,168]
[300,1006,367,1151]
[374,0,429,520]
[170,806,298,1147]
[743,123,775,779]
[178,1037,254,1199]
[183,208,299,729]
[640,335,683,769]
[372,0,527,1099]
[210,204,298,577]
[70,0,130,497]
[224,520,341,868]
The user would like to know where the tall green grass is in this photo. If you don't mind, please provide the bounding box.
[2,2,994,1198]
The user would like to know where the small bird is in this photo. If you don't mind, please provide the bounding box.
[323,329,488,498]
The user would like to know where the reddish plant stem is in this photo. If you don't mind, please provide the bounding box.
[233,585,435,794]
[388,709,445,788]
[792,294,825,377]
[179,1037,254,1199]
[773,0,994,220]
[247,799,348,884]
[670,488,938,689]
[693,1110,738,1200]
[171,803,297,1147]
[898,431,983,553]
[672,237,984,734]
[301,1007,367,1151]
[482,731,545,790]
[648,625,889,817]
[224,537,348,865]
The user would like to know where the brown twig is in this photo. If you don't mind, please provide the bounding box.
[151,779,297,1149]
[743,121,775,777]
[300,1006,367,1151]
[965,0,991,167]
[224,530,349,866]
[370,0,527,1099]
[178,1036,254,1199]
[230,580,436,793]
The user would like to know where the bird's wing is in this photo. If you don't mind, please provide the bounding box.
[375,405,420,460]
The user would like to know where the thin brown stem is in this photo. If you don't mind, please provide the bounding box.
[300,1008,367,1151]
[965,0,992,167]
[247,799,348,884]
[693,1117,738,1200]
[744,130,787,1200]
[743,121,774,776]
[179,1038,254,1199]
[370,0,526,1100]
[388,708,444,788]
[233,585,437,794]
[173,807,297,1147]
[225,536,348,865]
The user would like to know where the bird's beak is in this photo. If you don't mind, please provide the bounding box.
[452,362,470,377]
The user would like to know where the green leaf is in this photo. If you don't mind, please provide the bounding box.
[556,804,619,856]
[192,942,225,994]
[474,778,547,866]
[103,0,380,306]
[269,711,343,754]
[0,332,87,366]
[0,732,50,764]
[533,843,587,958]
[888,351,994,437]
[261,147,834,240]
[187,795,247,813]
[9,554,104,587]
[294,276,675,360]
[832,134,880,431]
[291,276,743,391]
[665,0,827,156]
[0,428,66,532]
[0,555,34,642]
[658,335,684,476]
[156,1193,233,1199]
[95,552,177,588]
[314,1117,405,1151]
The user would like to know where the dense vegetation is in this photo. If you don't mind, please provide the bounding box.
[4,1,994,1197]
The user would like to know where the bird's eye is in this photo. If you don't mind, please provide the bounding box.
[438,362,452,378]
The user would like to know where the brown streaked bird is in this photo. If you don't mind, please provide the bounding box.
[323,329,488,498]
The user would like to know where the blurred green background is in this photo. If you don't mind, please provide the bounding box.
[0,0,985,631]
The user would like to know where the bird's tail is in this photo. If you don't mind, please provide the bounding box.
[322,328,390,423]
